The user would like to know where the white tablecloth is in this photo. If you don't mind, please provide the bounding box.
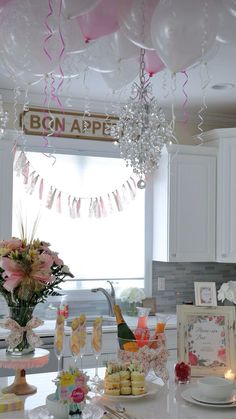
[0,363,236,418]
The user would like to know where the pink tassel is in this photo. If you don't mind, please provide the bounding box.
[71,198,77,218]
[46,187,57,209]
[39,178,44,200]
[130,177,137,190]
[108,194,114,214]
[89,198,93,217]
[76,198,81,217]
[127,180,136,200]
[56,191,62,213]
[112,190,122,212]
[99,196,107,217]
[22,161,30,184]
[14,151,27,176]
[94,198,101,218]
[68,195,71,217]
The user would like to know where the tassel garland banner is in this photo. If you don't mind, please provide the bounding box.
[14,151,137,218]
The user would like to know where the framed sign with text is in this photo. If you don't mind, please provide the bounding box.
[177,305,236,376]
[19,107,118,141]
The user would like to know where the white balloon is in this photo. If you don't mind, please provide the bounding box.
[102,57,139,90]
[0,0,61,76]
[61,16,87,54]
[87,30,139,73]
[62,0,101,19]
[118,0,159,50]
[216,2,236,44]
[151,0,219,73]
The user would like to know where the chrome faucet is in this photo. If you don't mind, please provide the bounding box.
[91,280,116,316]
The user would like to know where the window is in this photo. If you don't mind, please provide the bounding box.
[0,134,152,297]
[12,150,145,290]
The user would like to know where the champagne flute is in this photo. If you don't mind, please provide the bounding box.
[70,315,87,369]
[91,317,103,384]
[54,314,65,377]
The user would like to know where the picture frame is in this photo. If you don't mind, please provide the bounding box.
[177,305,236,376]
[194,281,217,306]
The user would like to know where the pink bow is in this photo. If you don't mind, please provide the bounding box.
[0,317,44,349]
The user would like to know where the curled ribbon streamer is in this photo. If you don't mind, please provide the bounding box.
[43,0,53,62]
[181,70,189,124]
[197,62,210,144]
[0,317,44,349]
[55,0,66,129]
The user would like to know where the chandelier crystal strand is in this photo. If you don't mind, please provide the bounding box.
[0,94,8,138]
[110,49,174,189]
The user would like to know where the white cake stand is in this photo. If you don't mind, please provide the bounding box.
[0,348,49,395]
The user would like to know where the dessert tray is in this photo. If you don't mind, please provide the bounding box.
[99,381,162,400]
[181,388,236,408]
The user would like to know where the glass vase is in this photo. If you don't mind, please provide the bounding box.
[7,305,36,356]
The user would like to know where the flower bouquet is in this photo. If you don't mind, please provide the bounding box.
[0,238,73,355]
[120,287,145,316]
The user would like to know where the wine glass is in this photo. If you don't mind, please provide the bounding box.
[91,317,103,384]
[54,314,65,377]
[70,316,87,369]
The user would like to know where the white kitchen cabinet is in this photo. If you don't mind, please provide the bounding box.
[153,144,216,262]
[201,128,236,262]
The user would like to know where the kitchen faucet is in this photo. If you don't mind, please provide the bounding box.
[91,280,116,317]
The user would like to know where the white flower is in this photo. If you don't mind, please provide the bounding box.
[217,281,236,304]
[120,287,145,304]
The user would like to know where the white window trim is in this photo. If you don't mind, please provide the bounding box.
[0,130,153,299]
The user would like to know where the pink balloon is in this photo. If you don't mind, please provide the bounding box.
[77,0,119,42]
[0,0,10,6]
[144,50,165,77]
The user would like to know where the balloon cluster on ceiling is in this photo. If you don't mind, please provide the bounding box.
[0,0,235,93]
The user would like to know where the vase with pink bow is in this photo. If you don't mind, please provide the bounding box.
[0,238,73,356]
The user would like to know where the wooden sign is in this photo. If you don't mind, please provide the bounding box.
[19,107,118,141]
[177,305,236,376]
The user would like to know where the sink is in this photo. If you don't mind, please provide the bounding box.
[66,315,116,327]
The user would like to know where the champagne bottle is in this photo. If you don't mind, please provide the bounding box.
[113,304,138,352]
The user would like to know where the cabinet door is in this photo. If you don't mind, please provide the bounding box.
[169,153,216,261]
[217,141,236,261]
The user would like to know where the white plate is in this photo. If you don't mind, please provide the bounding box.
[29,403,104,419]
[191,388,236,405]
[182,388,236,408]
[101,381,162,400]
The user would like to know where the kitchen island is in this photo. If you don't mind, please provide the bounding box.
[0,364,236,419]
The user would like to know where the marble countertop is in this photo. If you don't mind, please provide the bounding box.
[0,363,235,419]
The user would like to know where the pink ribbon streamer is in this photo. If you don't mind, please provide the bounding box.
[181,70,189,124]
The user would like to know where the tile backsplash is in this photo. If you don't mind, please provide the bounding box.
[152,261,236,313]
[1,261,236,319]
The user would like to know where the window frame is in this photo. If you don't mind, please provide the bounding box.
[0,130,153,299]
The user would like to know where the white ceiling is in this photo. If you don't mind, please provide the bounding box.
[0,2,236,121]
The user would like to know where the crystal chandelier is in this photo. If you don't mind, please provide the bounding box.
[0,94,8,139]
[110,49,174,189]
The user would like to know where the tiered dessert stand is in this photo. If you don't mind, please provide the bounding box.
[0,348,49,395]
